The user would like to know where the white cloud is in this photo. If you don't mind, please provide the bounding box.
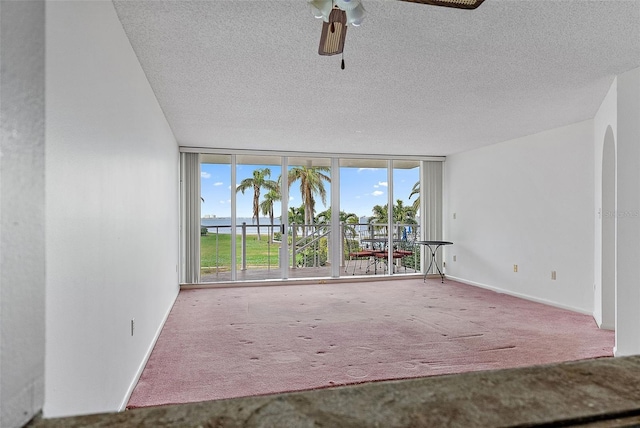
[213,181,223,186]
[358,168,377,172]
[378,181,388,187]
[219,200,226,204]
[372,190,384,196]
[201,171,211,179]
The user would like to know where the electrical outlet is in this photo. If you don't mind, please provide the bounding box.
[513,264,518,273]
[453,255,457,262]
[453,213,457,219]
[551,271,557,280]
[131,318,135,336]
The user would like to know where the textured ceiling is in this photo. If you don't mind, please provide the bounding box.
[113,0,640,157]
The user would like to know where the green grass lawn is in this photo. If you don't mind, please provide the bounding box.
[200,233,280,272]
[201,233,418,274]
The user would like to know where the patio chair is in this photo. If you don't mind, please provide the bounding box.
[344,227,374,275]
[373,249,404,274]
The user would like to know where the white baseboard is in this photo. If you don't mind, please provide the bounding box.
[446,275,593,316]
[118,291,178,411]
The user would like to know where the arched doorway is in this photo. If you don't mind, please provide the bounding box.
[601,125,616,330]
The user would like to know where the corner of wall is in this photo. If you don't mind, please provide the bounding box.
[0,1,46,426]
[592,77,618,327]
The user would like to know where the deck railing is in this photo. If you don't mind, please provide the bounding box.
[201,221,421,277]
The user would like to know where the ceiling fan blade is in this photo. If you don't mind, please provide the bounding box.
[398,0,485,10]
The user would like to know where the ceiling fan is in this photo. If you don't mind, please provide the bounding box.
[310,0,485,67]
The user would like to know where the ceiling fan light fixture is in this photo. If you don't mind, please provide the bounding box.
[312,0,483,64]
[334,0,359,11]
[345,3,365,26]
[310,0,333,21]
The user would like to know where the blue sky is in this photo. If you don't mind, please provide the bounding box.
[201,163,419,219]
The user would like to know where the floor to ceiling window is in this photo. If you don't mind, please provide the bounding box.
[392,160,421,275]
[182,150,441,284]
[339,159,421,277]
[200,154,232,282]
[234,155,283,280]
[287,156,332,278]
[339,158,389,277]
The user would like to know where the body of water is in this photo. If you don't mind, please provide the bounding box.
[201,218,417,237]
[201,217,281,234]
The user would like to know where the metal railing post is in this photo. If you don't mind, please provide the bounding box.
[215,227,219,276]
[267,225,272,271]
[340,223,345,268]
[291,224,297,269]
[241,222,247,271]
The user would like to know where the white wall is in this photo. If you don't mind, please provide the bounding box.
[444,120,594,313]
[45,1,179,417]
[0,2,46,427]
[615,67,640,356]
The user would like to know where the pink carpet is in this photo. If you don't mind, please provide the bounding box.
[127,278,614,408]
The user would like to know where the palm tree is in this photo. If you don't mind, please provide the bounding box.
[315,208,331,227]
[409,180,420,214]
[393,199,416,224]
[315,208,359,235]
[260,188,281,242]
[288,205,305,235]
[369,203,388,224]
[315,208,359,225]
[287,166,331,235]
[236,167,278,240]
[368,203,389,236]
[369,200,417,237]
[393,199,417,240]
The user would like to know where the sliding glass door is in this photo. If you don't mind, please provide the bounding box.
[198,154,333,282]
[234,155,283,280]
[338,158,420,277]
[199,154,233,282]
[286,156,332,278]
[339,158,388,277]
[184,151,439,284]
[199,154,285,282]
